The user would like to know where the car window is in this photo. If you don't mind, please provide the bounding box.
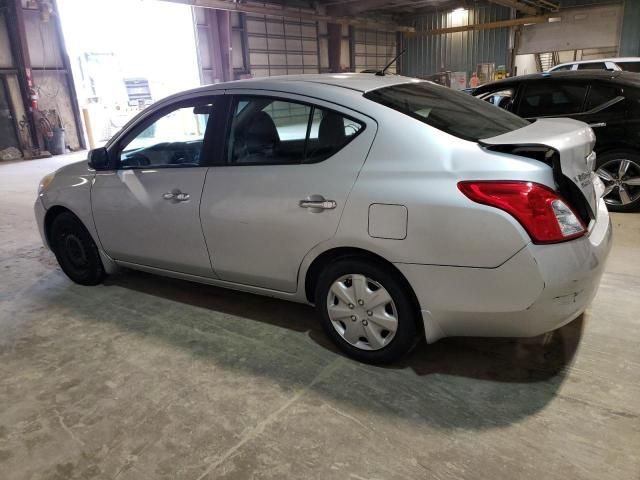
[625,87,640,116]
[518,82,588,117]
[477,88,515,111]
[227,96,363,165]
[365,82,528,142]
[577,62,607,70]
[551,65,573,71]
[119,103,212,168]
[616,61,640,73]
[585,84,624,112]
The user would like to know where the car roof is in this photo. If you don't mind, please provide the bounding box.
[552,57,640,68]
[181,73,423,96]
[473,70,640,92]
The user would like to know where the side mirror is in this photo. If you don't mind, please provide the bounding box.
[88,147,110,170]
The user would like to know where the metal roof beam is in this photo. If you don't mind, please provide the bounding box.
[487,0,538,15]
[405,14,549,36]
[160,0,415,32]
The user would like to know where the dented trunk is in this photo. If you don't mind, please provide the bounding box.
[480,118,598,222]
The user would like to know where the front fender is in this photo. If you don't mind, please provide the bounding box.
[39,161,118,274]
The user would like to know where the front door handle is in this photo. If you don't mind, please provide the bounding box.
[299,198,337,210]
[163,191,190,202]
[589,122,607,128]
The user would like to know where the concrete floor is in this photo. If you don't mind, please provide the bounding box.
[0,153,639,480]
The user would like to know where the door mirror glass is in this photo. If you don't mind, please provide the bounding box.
[88,147,109,170]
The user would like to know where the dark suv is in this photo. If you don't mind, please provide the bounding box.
[474,71,640,212]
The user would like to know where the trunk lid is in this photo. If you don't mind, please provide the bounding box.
[480,118,598,217]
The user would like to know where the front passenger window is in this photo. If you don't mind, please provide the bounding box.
[119,103,213,168]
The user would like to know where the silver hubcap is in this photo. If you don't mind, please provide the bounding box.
[326,274,398,351]
[596,158,640,206]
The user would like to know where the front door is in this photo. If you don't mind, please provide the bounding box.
[200,92,376,292]
[92,95,221,277]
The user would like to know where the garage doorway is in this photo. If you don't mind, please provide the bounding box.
[57,0,200,147]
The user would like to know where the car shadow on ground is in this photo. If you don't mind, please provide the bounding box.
[105,268,583,386]
[26,261,586,432]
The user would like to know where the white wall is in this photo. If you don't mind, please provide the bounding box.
[514,54,538,76]
[0,15,13,68]
[518,5,623,55]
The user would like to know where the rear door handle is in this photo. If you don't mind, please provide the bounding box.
[299,199,337,210]
[163,191,190,202]
[588,122,607,128]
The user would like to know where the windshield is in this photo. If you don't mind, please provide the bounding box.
[364,82,529,141]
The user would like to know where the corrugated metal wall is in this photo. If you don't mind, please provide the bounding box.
[403,5,512,78]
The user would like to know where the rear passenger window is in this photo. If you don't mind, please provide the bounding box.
[625,88,640,116]
[226,96,363,165]
[617,61,640,73]
[552,65,573,71]
[519,82,588,117]
[577,62,607,70]
[585,84,624,111]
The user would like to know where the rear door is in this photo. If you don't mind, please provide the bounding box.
[624,87,640,148]
[578,82,627,151]
[200,92,376,292]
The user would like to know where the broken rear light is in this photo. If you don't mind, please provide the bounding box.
[458,181,586,244]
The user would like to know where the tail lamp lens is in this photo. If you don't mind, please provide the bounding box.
[457,181,586,244]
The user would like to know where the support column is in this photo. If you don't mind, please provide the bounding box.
[206,8,232,82]
[620,0,640,57]
[6,0,38,154]
[327,23,341,73]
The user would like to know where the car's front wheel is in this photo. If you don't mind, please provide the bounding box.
[50,211,106,285]
[595,151,640,212]
[315,258,419,364]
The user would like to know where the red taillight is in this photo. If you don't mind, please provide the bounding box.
[458,181,586,244]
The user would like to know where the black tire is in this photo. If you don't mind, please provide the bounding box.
[315,258,419,364]
[50,211,106,285]
[595,150,640,213]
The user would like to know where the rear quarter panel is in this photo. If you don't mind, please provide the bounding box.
[332,106,557,268]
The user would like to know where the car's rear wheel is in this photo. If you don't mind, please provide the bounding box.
[595,151,640,212]
[315,258,419,364]
[50,212,106,285]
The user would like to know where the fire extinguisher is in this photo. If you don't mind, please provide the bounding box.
[29,86,39,111]
[26,72,38,111]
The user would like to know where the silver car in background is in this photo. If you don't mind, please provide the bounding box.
[35,74,612,363]
[548,57,640,73]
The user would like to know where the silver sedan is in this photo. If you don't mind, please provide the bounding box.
[35,73,612,363]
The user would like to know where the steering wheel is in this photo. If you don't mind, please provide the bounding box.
[123,153,151,167]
